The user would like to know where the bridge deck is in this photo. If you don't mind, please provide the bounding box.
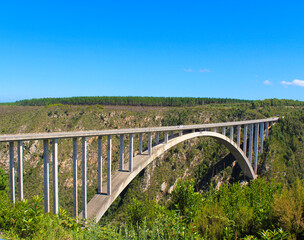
[0,117,278,142]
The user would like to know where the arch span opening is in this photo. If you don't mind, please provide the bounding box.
[82,131,256,222]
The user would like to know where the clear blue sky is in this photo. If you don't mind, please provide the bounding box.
[1,0,304,102]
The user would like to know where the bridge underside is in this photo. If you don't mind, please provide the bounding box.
[81,131,256,222]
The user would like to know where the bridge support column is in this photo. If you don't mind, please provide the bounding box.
[139,133,143,154]
[43,140,50,213]
[260,123,264,153]
[53,139,59,214]
[192,129,195,133]
[243,125,248,155]
[164,132,168,143]
[98,136,103,193]
[265,122,269,137]
[82,137,87,219]
[107,135,112,196]
[148,133,152,155]
[248,124,254,163]
[237,125,241,147]
[18,141,23,201]
[179,131,183,136]
[170,131,174,138]
[73,138,78,217]
[222,127,226,136]
[9,142,15,204]
[230,126,234,141]
[214,127,218,133]
[254,124,259,173]
[119,135,124,171]
[156,132,159,144]
[129,134,133,172]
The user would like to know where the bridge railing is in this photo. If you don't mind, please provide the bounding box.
[0,117,278,219]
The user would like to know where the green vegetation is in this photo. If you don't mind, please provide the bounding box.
[0,98,304,239]
[15,96,251,106]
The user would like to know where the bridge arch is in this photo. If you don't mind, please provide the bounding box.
[84,131,256,222]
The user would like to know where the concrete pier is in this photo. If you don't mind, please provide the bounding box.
[164,132,168,143]
[260,123,264,153]
[254,124,259,173]
[82,137,87,219]
[43,140,49,213]
[265,122,269,137]
[53,139,59,214]
[148,133,152,155]
[248,124,254,163]
[129,134,133,172]
[230,126,234,141]
[119,135,124,171]
[139,133,143,154]
[17,141,23,201]
[107,135,112,196]
[98,137,103,193]
[243,125,248,155]
[237,126,241,147]
[73,138,78,217]
[9,142,15,204]
[222,127,226,136]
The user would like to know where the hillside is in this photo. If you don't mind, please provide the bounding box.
[0,101,304,239]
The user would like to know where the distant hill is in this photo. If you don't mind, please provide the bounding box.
[14,96,250,106]
[1,96,301,107]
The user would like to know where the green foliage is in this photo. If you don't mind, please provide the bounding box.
[0,167,8,193]
[169,179,201,223]
[16,96,251,107]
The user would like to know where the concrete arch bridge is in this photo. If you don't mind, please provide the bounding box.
[0,117,278,222]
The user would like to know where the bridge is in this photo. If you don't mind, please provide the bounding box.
[0,117,278,222]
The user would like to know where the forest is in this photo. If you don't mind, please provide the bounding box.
[0,98,304,239]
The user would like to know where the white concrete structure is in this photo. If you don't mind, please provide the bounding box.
[0,117,279,221]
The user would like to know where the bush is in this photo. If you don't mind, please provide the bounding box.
[169,179,201,223]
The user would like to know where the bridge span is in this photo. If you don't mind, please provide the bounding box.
[0,117,278,222]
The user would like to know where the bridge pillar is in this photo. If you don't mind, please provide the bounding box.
[230,126,234,141]
[82,137,87,219]
[243,125,248,155]
[9,142,15,204]
[43,139,49,213]
[192,129,195,133]
[53,139,59,214]
[179,131,183,136]
[129,134,133,172]
[214,127,218,133]
[248,124,254,164]
[18,141,23,201]
[148,133,152,155]
[98,137,103,193]
[260,123,264,153]
[156,132,159,144]
[120,135,124,171]
[254,123,259,173]
[139,133,143,154]
[265,122,269,137]
[107,135,112,196]
[73,138,78,217]
[164,132,168,143]
[237,125,241,146]
[170,131,174,138]
[222,127,226,136]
